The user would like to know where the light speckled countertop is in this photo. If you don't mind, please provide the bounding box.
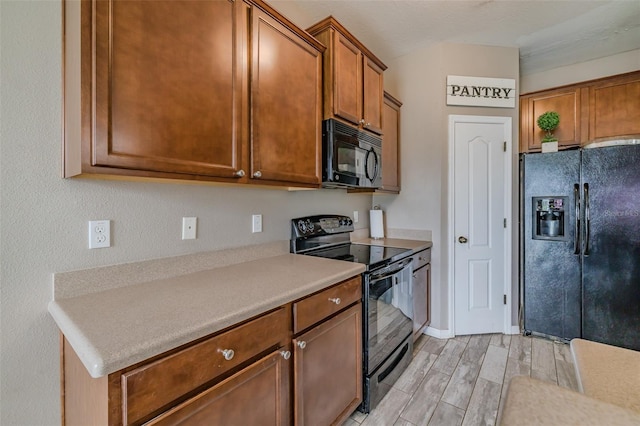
[353,237,432,253]
[49,253,364,378]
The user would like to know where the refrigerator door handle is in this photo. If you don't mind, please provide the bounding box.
[574,184,581,255]
[584,183,591,256]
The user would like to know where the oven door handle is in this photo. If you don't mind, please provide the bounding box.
[369,258,412,281]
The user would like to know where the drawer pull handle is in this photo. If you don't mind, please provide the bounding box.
[297,341,307,349]
[280,350,291,360]
[219,349,235,361]
[328,297,341,305]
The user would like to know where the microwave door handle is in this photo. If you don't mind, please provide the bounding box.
[372,149,380,182]
[365,149,373,181]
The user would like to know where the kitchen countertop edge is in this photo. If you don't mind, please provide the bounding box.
[49,253,365,378]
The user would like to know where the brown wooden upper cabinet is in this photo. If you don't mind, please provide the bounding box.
[588,72,640,142]
[380,92,402,193]
[520,87,585,152]
[63,0,324,188]
[520,71,640,153]
[307,17,387,135]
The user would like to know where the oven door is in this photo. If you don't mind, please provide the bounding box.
[367,257,413,373]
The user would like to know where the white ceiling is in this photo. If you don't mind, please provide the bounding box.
[270,0,640,75]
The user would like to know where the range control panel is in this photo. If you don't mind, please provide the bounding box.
[291,215,354,238]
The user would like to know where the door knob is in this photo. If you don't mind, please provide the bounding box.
[458,236,468,244]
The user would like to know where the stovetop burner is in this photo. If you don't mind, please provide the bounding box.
[304,243,412,270]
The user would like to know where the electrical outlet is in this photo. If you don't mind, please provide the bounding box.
[353,211,359,223]
[89,220,111,249]
[182,217,197,240]
[252,214,262,233]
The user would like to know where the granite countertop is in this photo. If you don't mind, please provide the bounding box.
[353,237,432,253]
[49,253,364,378]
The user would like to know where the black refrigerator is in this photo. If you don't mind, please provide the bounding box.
[521,142,640,351]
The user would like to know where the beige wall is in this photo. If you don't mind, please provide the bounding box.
[377,43,520,333]
[0,2,372,424]
[522,48,640,93]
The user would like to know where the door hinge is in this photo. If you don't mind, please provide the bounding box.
[504,294,507,305]
[503,141,507,152]
[504,218,507,228]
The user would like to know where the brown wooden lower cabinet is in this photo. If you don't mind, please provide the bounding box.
[60,276,363,426]
[146,347,291,426]
[293,303,363,426]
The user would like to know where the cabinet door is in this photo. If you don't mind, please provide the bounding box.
[93,0,246,177]
[147,348,290,426]
[333,33,363,126]
[523,88,582,152]
[294,304,362,425]
[589,74,640,141]
[381,92,401,193]
[362,57,384,135]
[412,265,430,341]
[251,8,322,185]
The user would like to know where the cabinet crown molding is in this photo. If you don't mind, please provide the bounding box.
[306,16,387,70]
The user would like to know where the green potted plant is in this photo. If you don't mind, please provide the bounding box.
[537,111,560,152]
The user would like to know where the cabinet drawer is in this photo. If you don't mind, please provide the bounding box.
[412,249,431,271]
[293,276,361,334]
[147,348,290,426]
[121,307,288,425]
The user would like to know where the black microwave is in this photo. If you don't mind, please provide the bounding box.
[322,119,382,189]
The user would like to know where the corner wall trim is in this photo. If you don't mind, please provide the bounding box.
[424,327,455,339]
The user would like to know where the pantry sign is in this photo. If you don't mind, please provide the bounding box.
[447,75,516,108]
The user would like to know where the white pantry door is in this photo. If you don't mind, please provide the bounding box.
[450,115,511,335]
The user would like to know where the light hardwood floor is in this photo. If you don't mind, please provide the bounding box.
[346,334,578,426]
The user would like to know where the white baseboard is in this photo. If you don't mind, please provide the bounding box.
[424,326,454,339]
[423,326,520,338]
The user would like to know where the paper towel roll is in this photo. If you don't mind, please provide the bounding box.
[370,209,384,239]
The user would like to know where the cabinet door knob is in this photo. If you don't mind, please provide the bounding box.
[253,171,262,178]
[366,122,371,127]
[218,349,235,361]
[297,341,307,349]
[328,297,341,305]
[458,236,468,244]
[280,350,291,360]
[359,119,365,125]
[234,169,245,177]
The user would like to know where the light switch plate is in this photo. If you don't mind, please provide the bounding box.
[252,214,262,233]
[182,217,197,240]
[353,211,359,223]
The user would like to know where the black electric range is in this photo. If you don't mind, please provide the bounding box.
[290,214,415,413]
[290,214,412,270]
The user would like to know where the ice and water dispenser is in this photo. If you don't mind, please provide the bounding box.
[532,197,568,241]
